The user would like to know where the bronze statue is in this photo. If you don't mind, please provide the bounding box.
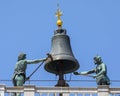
[12,53,47,96]
[74,55,110,85]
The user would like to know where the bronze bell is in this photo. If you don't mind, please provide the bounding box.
[44,29,80,75]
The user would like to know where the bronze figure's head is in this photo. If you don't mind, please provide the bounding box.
[18,53,26,61]
[94,55,103,64]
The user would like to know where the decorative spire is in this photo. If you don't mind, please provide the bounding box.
[55,4,63,28]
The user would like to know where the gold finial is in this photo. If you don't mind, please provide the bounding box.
[55,4,63,27]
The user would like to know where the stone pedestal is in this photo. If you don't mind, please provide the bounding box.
[97,85,109,96]
[0,85,5,96]
[24,85,35,96]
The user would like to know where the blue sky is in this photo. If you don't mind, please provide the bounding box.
[0,0,120,87]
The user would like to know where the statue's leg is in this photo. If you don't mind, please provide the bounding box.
[96,79,101,85]
[15,75,25,96]
[100,77,110,85]
[105,76,110,85]
[16,75,24,86]
[97,82,101,85]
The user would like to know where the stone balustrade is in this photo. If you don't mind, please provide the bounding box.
[0,85,120,96]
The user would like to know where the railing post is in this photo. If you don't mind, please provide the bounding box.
[24,85,36,96]
[58,93,69,96]
[62,93,69,96]
[97,85,109,96]
[0,85,5,96]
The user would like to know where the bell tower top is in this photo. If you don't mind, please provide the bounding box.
[55,4,63,28]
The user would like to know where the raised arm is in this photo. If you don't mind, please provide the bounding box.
[73,68,96,75]
[87,69,96,74]
[26,58,47,64]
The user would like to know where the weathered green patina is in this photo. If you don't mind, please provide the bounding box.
[74,55,110,85]
[12,53,47,96]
